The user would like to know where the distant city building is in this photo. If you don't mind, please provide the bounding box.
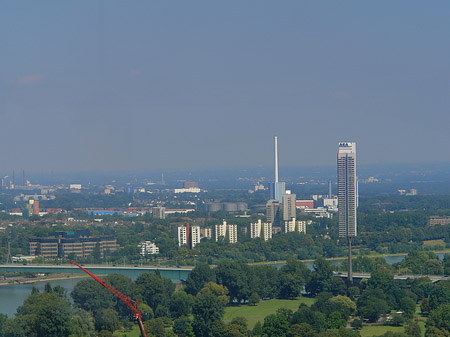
[428,216,450,226]
[69,184,82,190]
[266,200,281,225]
[248,182,265,193]
[282,192,296,221]
[296,200,314,209]
[215,220,237,244]
[138,241,159,255]
[338,142,358,238]
[315,196,338,212]
[29,230,117,259]
[152,206,166,219]
[205,202,248,213]
[174,187,201,193]
[184,181,199,189]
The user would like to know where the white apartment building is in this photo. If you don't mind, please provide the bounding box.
[250,219,262,239]
[138,241,160,256]
[215,220,237,244]
[262,222,273,241]
[177,226,187,246]
[191,225,201,248]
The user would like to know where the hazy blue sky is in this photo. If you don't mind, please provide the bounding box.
[1,1,449,172]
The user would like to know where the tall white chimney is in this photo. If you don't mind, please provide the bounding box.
[274,136,279,183]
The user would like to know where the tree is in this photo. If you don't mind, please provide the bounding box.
[200,282,230,306]
[184,263,216,295]
[399,296,416,319]
[305,257,334,296]
[95,308,120,332]
[144,318,166,337]
[262,313,290,337]
[215,262,251,303]
[366,267,394,292]
[249,292,260,306]
[327,311,347,329]
[426,304,450,335]
[4,291,72,337]
[192,289,225,337]
[405,320,421,337]
[429,286,450,311]
[287,323,317,337]
[291,305,326,332]
[135,272,175,316]
[169,291,194,319]
[173,317,195,337]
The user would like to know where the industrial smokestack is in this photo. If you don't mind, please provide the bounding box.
[328,180,332,198]
[274,136,279,183]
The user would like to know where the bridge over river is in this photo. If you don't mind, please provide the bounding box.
[333,271,450,283]
[2,264,449,283]
[0,264,193,281]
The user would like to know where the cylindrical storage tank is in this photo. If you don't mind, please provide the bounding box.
[206,203,222,212]
[222,202,238,212]
[236,202,248,211]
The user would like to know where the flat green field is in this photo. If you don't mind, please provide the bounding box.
[113,326,140,337]
[224,297,315,329]
[359,325,404,337]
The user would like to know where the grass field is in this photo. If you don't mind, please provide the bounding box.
[359,325,404,337]
[113,326,141,337]
[224,297,315,329]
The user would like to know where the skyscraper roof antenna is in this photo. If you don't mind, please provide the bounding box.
[274,136,279,183]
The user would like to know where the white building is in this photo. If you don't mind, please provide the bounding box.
[138,241,160,256]
[250,219,272,241]
[250,219,262,239]
[297,220,306,234]
[174,187,201,194]
[215,220,237,244]
[262,222,272,241]
[284,218,296,233]
[177,226,187,246]
[191,226,201,248]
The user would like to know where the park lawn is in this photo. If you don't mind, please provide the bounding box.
[422,239,446,248]
[113,325,141,337]
[359,325,404,337]
[224,297,315,329]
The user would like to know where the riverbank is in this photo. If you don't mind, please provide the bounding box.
[0,274,89,287]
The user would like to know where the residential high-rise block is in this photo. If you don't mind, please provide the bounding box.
[177,226,187,246]
[337,141,358,282]
[249,219,272,241]
[178,225,201,248]
[262,222,273,241]
[215,220,238,244]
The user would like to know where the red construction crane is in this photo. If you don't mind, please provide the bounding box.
[70,261,147,337]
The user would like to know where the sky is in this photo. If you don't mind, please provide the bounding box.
[1,1,450,172]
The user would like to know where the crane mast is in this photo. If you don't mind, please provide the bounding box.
[70,261,147,337]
